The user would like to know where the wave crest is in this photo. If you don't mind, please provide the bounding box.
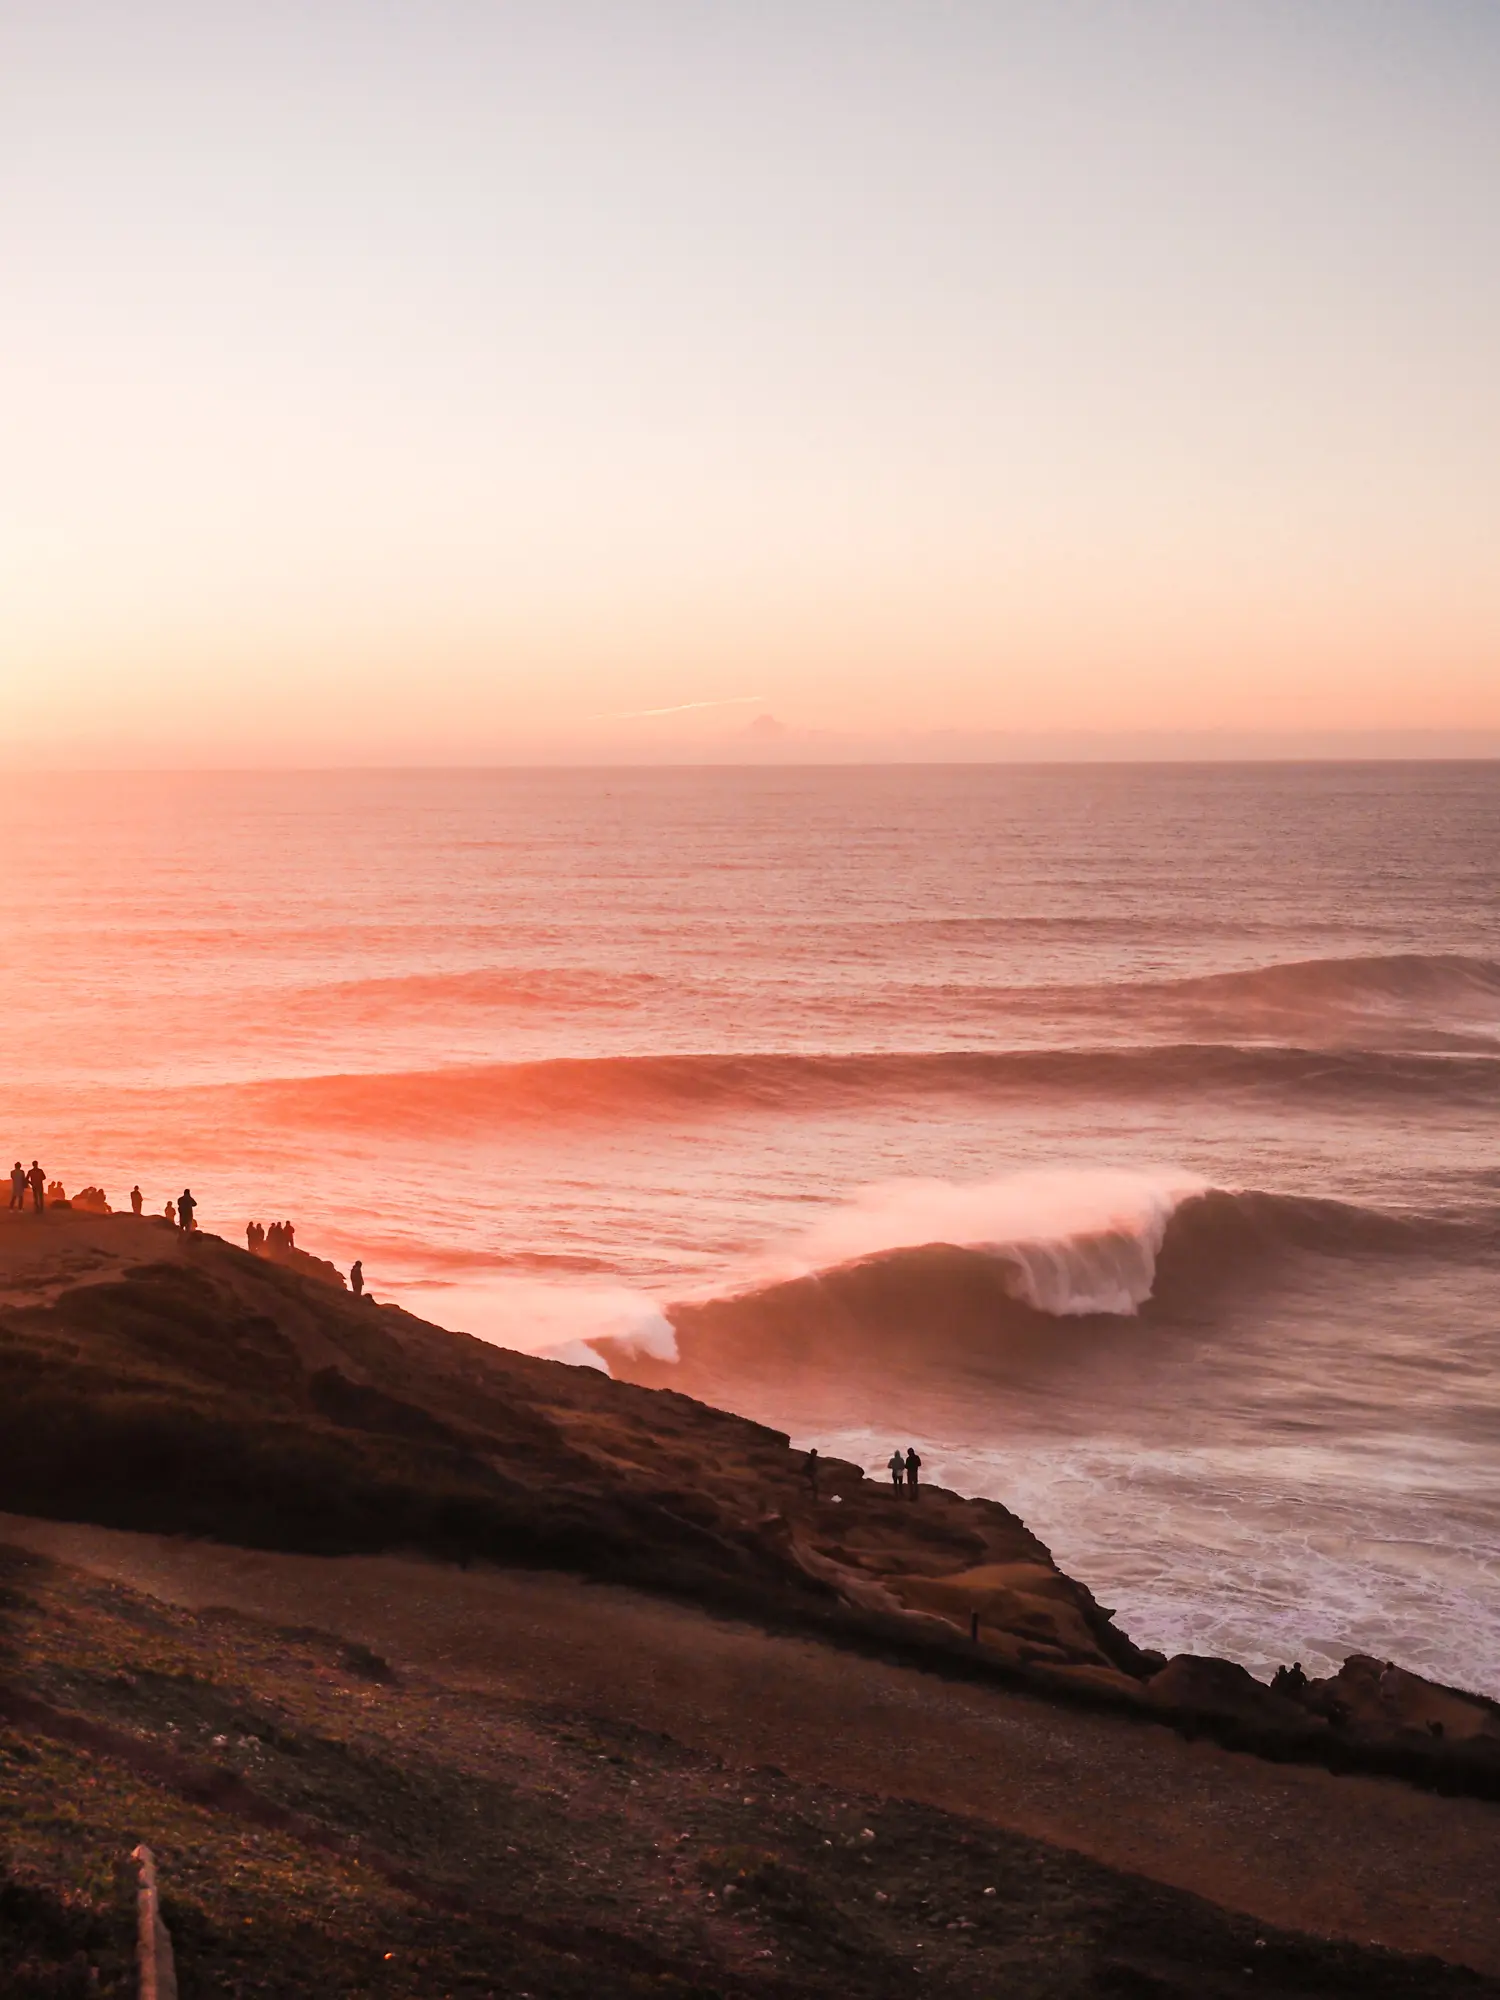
[232,1040,1500,1134]
[591,1174,1499,1382]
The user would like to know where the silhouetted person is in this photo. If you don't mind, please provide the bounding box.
[164,1200,176,1226]
[130,1185,143,1216]
[27,1162,45,1212]
[283,1220,295,1249]
[887,1448,905,1492]
[267,1220,284,1252]
[350,1259,364,1298]
[804,1447,820,1499]
[178,1189,197,1233]
[246,1221,257,1251]
[904,1447,921,1497]
[8,1163,25,1210]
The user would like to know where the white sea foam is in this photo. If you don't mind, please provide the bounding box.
[758,1166,1208,1317]
[378,1274,676,1370]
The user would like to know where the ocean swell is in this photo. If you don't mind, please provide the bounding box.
[225,1039,1500,1134]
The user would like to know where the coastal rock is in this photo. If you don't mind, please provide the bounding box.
[1146,1655,1323,1733]
[1301,1654,1500,1745]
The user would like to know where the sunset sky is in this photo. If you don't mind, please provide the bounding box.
[3,1,1498,763]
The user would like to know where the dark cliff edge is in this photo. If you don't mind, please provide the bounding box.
[2,1213,1496,1804]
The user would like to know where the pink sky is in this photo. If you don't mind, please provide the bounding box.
[3,3,1498,763]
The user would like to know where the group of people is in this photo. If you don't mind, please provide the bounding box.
[7,1161,48,1211]
[804,1444,924,1501]
[245,1219,365,1297]
[888,1446,923,1495]
[246,1219,297,1254]
[4,1169,364,1290]
[7,1165,195,1226]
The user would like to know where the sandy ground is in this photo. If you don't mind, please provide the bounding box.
[4,1514,1496,1978]
[0,1206,171,1310]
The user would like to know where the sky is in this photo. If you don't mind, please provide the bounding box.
[2,0,1498,763]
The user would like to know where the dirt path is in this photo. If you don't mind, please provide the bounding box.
[6,1513,1497,1977]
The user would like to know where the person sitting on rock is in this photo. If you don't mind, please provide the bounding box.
[164,1200,176,1226]
[8,1162,25,1210]
[887,1448,905,1492]
[904,1446,922,1497]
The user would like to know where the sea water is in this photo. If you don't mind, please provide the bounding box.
[2,763,1496,1688]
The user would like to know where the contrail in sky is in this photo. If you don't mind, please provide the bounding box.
[594,694,766,720]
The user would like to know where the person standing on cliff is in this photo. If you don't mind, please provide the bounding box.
[887,1448,905,1492]
[178,1189,197,1232]
[804,1447,820,1500]
[130,1185,143,1216]
[8,1163,25,1210]
[904,1447,922,1498]
[27,1162,45,1212]
[350,1259,364,1299]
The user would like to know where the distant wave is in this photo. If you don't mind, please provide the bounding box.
[1139,952,1500,1009]
[229,1040,1500,1132]
[277,965,663,1016]
[1045,952,1500,1039]
[878,953,1500,1051]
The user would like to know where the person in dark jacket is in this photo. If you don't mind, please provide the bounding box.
[904,1447,922,1497]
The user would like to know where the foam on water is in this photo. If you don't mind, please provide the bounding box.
[758,1166,1206,1315]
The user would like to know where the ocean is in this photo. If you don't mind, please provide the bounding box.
[4,763,1497,1691]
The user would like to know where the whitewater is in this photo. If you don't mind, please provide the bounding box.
[1,762,1497,1691]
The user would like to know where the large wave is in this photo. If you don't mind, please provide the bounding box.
[228,1038,1500,1133]
[587,1172,1500,1382]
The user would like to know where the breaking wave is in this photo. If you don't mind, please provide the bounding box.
[587,1172,1500,1379]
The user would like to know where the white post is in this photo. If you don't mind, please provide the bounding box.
[132,1845,178,2000]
